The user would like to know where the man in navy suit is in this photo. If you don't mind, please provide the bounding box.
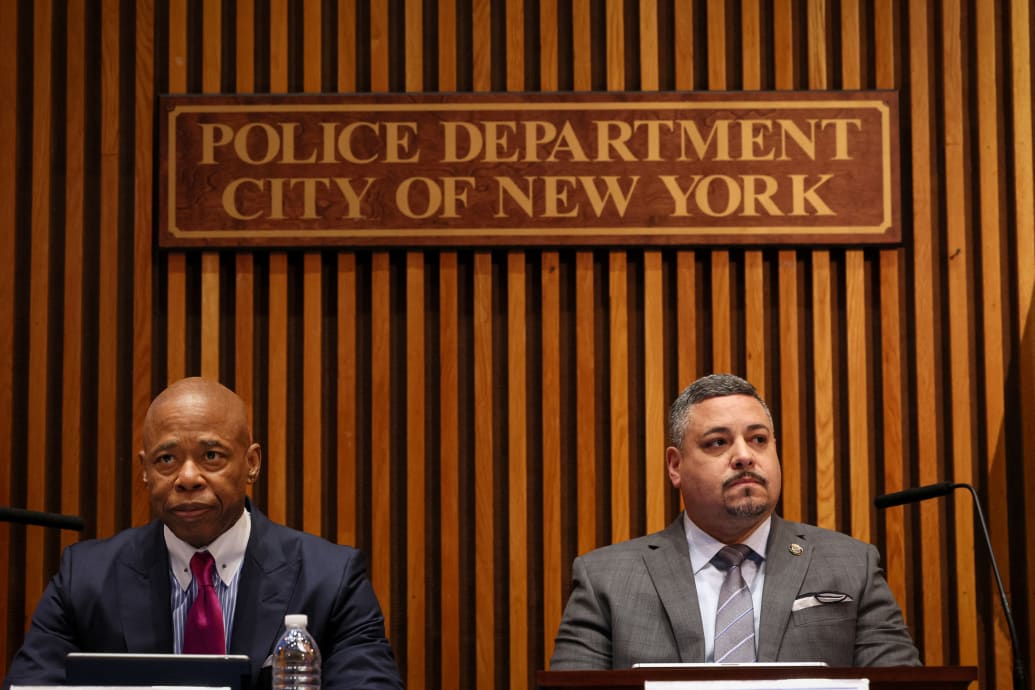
[4,377,402,690]
[550,373,920,669]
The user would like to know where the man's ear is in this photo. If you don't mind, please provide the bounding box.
[665,446,682,487]
[139,450,149,484]
[246,444,262,483]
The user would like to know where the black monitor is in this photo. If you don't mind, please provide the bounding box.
[65,652,251,690]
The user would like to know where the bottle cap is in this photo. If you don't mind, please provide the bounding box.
[284,614,308,628]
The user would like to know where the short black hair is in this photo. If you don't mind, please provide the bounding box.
[667,373,773,448]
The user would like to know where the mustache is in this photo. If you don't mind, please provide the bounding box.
[723,471,767,489]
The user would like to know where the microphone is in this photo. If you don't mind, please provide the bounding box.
[873,481,955,508]
[0,506,85,531]
[875,482,1025,690]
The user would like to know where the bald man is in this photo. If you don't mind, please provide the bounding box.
[4,378,402,690]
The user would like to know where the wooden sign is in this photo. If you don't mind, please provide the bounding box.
[158,91,900,248]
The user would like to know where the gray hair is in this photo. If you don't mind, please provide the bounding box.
[667,373,773,448]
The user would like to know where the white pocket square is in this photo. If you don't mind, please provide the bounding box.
[793,592,853,611]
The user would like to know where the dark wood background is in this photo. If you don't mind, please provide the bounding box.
[1,1,1033,689]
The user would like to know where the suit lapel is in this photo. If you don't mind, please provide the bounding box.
[642,516,705,662]
[229,507,299,683]
[118,521,174,652]
[756,515,810,661]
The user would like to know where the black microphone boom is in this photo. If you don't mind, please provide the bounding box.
[0,506,85,531]
[874,482,1026,690]
[872,481,955,508]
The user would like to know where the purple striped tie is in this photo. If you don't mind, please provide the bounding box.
[183,551,225,654]
[713,544,755,663]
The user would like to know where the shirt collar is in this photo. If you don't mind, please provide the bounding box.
[682,512,771,574]
[166,507,251,591]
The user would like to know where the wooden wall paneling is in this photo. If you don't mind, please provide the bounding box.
[975,1,1011,686]
[406,252,426,689]
[132,0,156,527]
[840,0,871,544]
[941,0,980,674]
[507,0,524,90]
[0,0,14,661]
[302,3,323,537]
[605,0,623,90]
[235,0,256,445]
[673,0,694,90]
[710,252,732,374]
[573,0,591,90]
[96,0,121,540]
[810,251,836,531]
[644,253,667,534]
[807,0,836,534]
[609,253,630,542]
[741,3,766,396]
[404,6,424,687]
[65,0,87,548]
[1010,0,1035,675]
[437,4,460,688]
[167,0,187,384]
[473,0,491,90]
[507,252,529,690]
[541,251,562,666]
[335,254,358,549]
[25,0,53,612]
[438,252,460,690]
[473,251,495,689]
[370,251,392,633]
[773,0,802,524]
[907,0,946,664]
[575,252,597,552]
[266,0,289,527]
[200,0,221,380]
[872,0,907,618]
[639,0,658,91]
[338,0,356,91]
[777,252,803,522]
[675,252,697,389]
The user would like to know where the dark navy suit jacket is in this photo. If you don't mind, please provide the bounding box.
[3,503,402,690]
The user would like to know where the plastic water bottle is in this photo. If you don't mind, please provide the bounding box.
[272,614,321,690]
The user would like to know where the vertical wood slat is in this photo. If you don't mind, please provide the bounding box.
[573,0,591,90]
[266,0,289,528]
[575,252,597,553]
[406,253,426,690]
[908,0,946,664]
[132,0,156,527]
[541,251,562,666]
[438,253,460,690]
[200,1,221,380]
[840,0,871,545]
[675,252,697,388]
[336,253,357,547]
[606,0,623,90]
[507,252,528,690]
[974,1,1011,686]
[473,252,494,689]
[302,5,323,536]
[1010,0,1035,675]
[166,0,187,384]
[65,0,87,547]
[370,251,392,631]
[26,0,53,614]
[0,0,14,662]
[941,0,979,673]
[96,0,121,541]
[609,253,630,542]
[643,253,667,535]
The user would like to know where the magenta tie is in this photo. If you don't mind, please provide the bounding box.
[183,551,226,654]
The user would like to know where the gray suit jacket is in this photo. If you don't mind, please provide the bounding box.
[550,514,920,669]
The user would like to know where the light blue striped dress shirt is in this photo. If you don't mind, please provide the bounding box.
[166,509,251,653]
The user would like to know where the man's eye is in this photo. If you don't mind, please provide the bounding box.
[155,454,175,465]
[705,438,727,448]
[204,451,222,461]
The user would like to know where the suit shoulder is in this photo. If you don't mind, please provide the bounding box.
[780,519,876,554]
[576,529,669,566]
[261,518,365,562]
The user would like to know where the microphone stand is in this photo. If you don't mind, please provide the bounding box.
[954,483,1026,690]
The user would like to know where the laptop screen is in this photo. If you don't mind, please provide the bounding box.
[64,652,251,690]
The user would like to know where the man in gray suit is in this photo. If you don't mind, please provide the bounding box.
[550,374,920,669]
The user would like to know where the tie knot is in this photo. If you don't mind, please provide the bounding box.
[190,551,216,586]
[713,544,752,571]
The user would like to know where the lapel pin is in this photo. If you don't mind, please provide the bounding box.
[788,543,804,556]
